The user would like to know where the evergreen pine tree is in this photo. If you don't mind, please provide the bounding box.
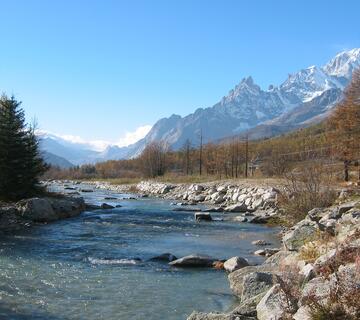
[0,94,47,200]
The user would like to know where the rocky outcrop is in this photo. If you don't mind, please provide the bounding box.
[18,198,58,222]
[0,196,86,230]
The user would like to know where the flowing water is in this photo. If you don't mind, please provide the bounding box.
[0,184,279,320]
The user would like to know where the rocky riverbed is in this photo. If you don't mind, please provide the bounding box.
[78,180,281,224]
[31,180,360,319]
[0,180,282,320]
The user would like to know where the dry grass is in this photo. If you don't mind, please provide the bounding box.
[279,161,337,224]
[299,242,322,263]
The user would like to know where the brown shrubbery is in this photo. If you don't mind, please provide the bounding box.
[278,161,337,223]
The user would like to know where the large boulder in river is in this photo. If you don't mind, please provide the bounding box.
[169,254,216,268]
[194,212,212,222]
[223,256,249,273]
[149,253,177,262]
[48,197,85,219]
[17,198,58,222]
[101,203,114,209]
[4,196,85,226]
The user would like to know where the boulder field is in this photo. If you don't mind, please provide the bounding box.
[187,193,360,320]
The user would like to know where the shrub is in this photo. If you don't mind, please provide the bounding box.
[299,242,321,263]
[279,161,337,224]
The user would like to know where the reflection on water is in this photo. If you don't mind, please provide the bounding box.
[0,184,279,319]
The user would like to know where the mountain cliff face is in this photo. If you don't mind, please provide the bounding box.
[124,48,359,157]
[39,49,360,163]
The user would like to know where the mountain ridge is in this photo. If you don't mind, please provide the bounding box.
[39,48,360,163]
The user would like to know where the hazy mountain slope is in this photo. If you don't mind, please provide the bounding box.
[39,135,99,165]
[42,151,74,169]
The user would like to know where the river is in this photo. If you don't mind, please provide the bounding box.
[0,183,279,319]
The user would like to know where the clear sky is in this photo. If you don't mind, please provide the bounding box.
[0,0,359,146]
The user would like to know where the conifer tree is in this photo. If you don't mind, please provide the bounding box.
[0,94,47,200]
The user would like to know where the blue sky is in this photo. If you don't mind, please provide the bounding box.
[0,0,359,146]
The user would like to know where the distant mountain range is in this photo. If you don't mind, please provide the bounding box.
[42,151,74,169]
[39,48,360,166]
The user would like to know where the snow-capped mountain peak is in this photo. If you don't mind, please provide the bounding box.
[322,48,360,79]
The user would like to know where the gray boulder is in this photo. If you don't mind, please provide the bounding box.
[48,197,85,219]
[17,198,57,222]
[283,220,318,251]
[252,240,271,246]
[101,203,114,209]
[224,256,249,273]
[193,195,206,202]
[241,272,275,303]
[194,212,213,222]
[256,284,289,320]
[169,254,216,268]
[224,203,247,213]
[228,265,275,299]
[149,253,177,262]
[0,205,32,231]
[299,277,332,307]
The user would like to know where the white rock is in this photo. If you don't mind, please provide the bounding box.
[223,256,249,273]
[256,284,288,320]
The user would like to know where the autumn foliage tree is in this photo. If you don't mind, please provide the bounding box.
[139,141,168,178]
[328,69,360,181]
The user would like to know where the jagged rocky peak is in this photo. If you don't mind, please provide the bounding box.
[323,48,360,79]
[280,64,334,102]
[222,76,262,104]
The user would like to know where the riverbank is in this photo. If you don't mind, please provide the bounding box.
[187,191,360,320]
